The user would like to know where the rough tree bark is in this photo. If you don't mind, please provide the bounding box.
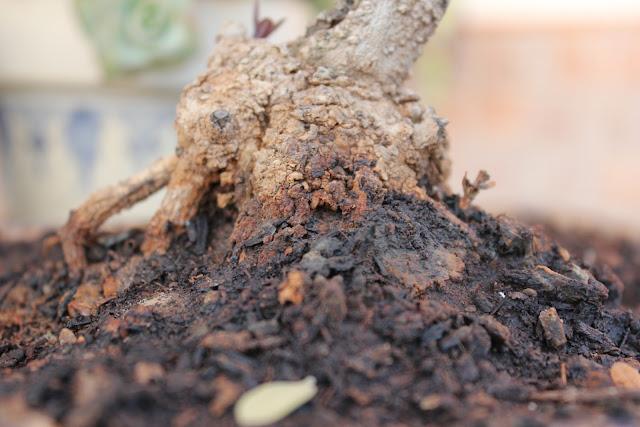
[60,0,451,276]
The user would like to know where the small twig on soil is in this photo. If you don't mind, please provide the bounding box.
[490,298,506,315]
[531,387,640,404]
[619,327,630,349]
[559,362,567,388]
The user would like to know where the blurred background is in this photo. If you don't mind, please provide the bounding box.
[0,0,639,240]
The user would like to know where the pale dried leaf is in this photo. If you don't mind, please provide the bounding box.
[234,376,317,427]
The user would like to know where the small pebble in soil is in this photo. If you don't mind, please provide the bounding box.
[58,328,77,346]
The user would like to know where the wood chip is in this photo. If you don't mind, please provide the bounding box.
[68,282,104,317]
[59,328,77,345]
[102,276,119,299]
[460,170,495,209]
[538,307,566,349]
[611,362,640,390]
[201,330,253,352]
[133,362,165,385]
[419,393,456,412]
[278,270,306,305]
[479,315,511,345]
[234,376,317,426]
[557,246,571,263]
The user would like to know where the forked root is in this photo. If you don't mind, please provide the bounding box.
[141,151,219,256]
[59,156,178,276]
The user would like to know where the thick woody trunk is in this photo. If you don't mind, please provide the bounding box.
[58,0,453,275]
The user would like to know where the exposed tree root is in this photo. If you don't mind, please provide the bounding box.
[59,156,177,275]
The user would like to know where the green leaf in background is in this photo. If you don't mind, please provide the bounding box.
[310,0,334,11]
[75,0,195,77]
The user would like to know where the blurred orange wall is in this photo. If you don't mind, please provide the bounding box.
[423,0,640,237]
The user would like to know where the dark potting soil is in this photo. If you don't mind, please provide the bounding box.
[540,223,640,311]
[1,193,640,426]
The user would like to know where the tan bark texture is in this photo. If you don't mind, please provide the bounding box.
[60,0,451,275]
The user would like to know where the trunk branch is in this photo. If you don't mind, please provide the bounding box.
[296,0,449,84]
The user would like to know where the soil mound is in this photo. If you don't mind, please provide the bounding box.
[1,193,639,426]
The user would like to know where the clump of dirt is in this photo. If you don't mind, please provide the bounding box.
[1,193,640,427]
[540,224,640,310]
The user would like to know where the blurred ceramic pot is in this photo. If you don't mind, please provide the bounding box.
[0,0,312,230]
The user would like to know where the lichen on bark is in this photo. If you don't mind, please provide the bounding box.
[60,0,452,275]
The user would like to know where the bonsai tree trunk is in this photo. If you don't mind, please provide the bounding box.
[3,2,639,426]
[59,0,452,275]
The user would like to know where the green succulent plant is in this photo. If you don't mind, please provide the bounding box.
[75,0,195,77]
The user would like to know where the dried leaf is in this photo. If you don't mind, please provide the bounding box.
[234,376,317,427]
[611,362,640,390]
[460,170,495,209]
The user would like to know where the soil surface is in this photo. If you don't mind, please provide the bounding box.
[541,224,640,311]
[1,193,640,427]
